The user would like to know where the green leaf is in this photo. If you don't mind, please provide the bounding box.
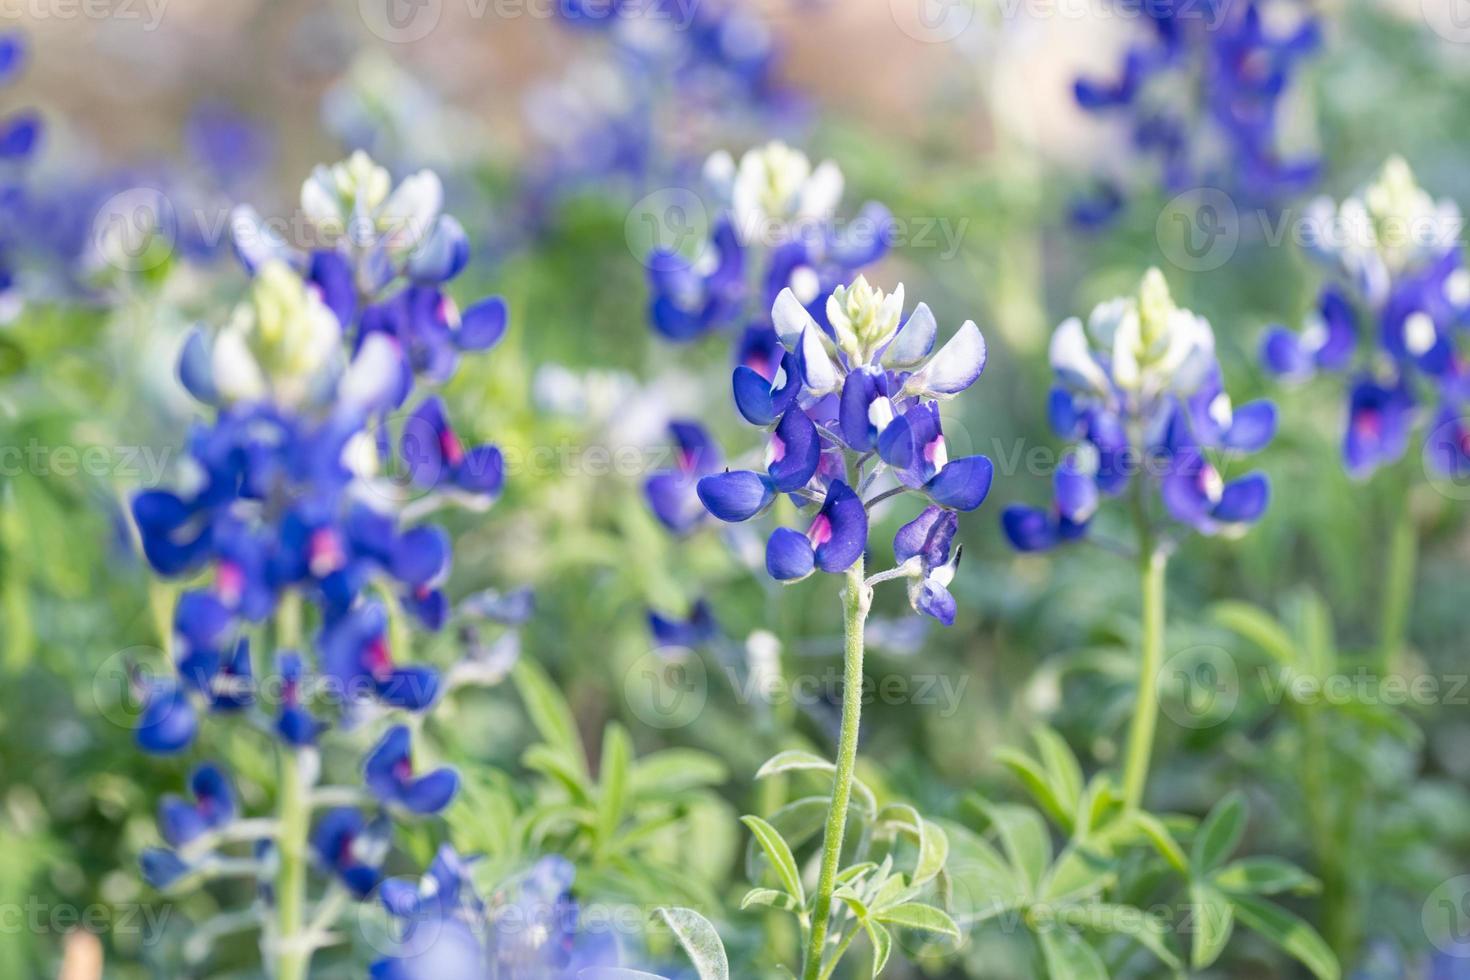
[1230,893,1341,980]
[741,815,804,905]
[877,804,948,887]
[523,745,592,803]
[652,907,729,980]
[1119,811,1189,876]
[1213,857,1319,896]
[755,750,875,812]
[864,921,892,977]
[1041,844,1115,904]
[631,749,728,796]
[873,902,960,939]
[740,888,798,912]
[1192,792,1247,872]
[1034,727,1084,820]
[1189,881,1235,970]
[1061,903,1181,969]
[835,887,870,922]
[755,750,834,779]
[1291,590,1337,679]
[1211,601,1297,667]
[971,799,1050,895]
[1036,926,1109,980]
[513,660,585,771]
[995,748,1072,831]
[595,723,632,847]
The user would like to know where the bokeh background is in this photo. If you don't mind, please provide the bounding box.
[3,0,1470,976]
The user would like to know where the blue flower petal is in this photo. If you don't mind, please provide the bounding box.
[924,455,994,512]
[1001,505,1059,552]
[697,470,775,522]
[1213,473,1270,525]
[768,409,821,492]
[765,527,815,581]
[457,296,508,351]
[812,480,868,573]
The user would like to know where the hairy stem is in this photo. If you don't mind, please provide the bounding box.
[1122,547,1167,811]
[802,558,870,980]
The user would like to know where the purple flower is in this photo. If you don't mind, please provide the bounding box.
[644,421,722,534]
[1344,376,1416,479]
[363,725,460,814]
[894,506,962,625]
[311,808,388,898]
[765,480,868,582]
[400,396,505,499]
[136,681,198,755]
[320,603,440,711]
[649,599,719,648]
[158,764,236,848]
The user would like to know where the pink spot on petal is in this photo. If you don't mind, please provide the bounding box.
[439,428,465,467]
[216,562,244,606]
[807,514,833,548]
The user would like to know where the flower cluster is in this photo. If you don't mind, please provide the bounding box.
[1071,0,1320,225]
[693,275,991,623]
[645,141,892,347]
[129,153,518,973]
[1261,157,1470,478]
[1003,269,1276,550]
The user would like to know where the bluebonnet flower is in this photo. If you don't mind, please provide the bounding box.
[646,143,892,346]
[363,725,459,814]
[644,420,722,534]
[649,599,719,649]
[312,807,390,898]
[1071,0,1321,223]
[157,764,236,848]
[695,276,992,623]
[1260,158,1470,479]
[1004,269,1275,550]
[131,153,528,977]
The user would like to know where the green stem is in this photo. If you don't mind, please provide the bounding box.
[1122,548,1167,812]
[802,559,870,980]
[1300,701,1352,959]
[271,591,312,980]
[1377,490,1416,673]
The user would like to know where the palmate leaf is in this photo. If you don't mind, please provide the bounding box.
[1041,844,1115,905]
[969,798,1051,895]
[1061,902,1181,970]
[1116,810,1190,876]
[653,907,729,980]
[995,726,1086,833]
[1229,893,1341,980]
[523,745,592,803]
[936,820,1028,923]
[744,796,828,886]
[741,815,805,906]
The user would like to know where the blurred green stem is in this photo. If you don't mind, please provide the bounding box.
[1301,700,1352,960]
[273,592,311,980]
[1122,547,1167,811]
[802,559,870,980]
[1377,488,1416,673]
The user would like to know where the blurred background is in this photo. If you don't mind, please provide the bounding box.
[3,0,1470,976]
